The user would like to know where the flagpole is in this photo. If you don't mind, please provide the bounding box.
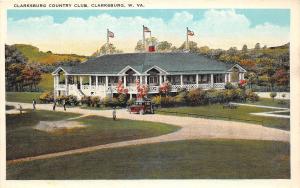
[142,25,146,52]
[186,27,189,51]
[106,28,109,54]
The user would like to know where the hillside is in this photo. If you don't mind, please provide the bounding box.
[13,44,87,65]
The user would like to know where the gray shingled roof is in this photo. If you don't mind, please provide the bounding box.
[60,52,237,75]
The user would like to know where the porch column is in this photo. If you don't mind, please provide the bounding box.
[95,76,98,88]
[228,73,231,82]
[180,75,183,86]
[89,76,92,89]
[140,76,143,84]
[210,74,214,87]
[145,75,148,84]
[105,76,108,87]
[241,73,245,80]
[196,74,199,87]
[159,75,162,85]
[238,73,242,80]
[65,75,68,95]
[124,75,127,87]
[224,73,228,83]
[79,76,83,88]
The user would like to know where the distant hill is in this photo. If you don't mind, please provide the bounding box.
[13,44,88,65]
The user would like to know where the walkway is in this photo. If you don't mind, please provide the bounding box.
[6,102,290,164]
[231,102,290,118]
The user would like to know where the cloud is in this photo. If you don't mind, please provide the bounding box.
[7,9,289,55]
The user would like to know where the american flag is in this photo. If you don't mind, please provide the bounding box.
[187,29,194,36]
[108,30,114,38]
[143,26,151,32]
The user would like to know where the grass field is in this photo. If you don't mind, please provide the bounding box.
[38,73,53,92]
[272,111,290,115]
[6,92,42,103]
[6,110,179,160]
[246,98,290,108]
[156,104,290,130]
[7,139,290,179]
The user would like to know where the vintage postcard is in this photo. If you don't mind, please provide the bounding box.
[0,0,300,188]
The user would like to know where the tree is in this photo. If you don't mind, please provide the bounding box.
[22,65,42,91]
[178,41,199,53]
[199,46,210,55]
[262,45,267,49]
[227,47,238,55]
[273,69,289,87]
[156,41,172,52]
[135,37,159,52]
[242,44,248,52]
[254,43,261,50]
[92,43,123,57]
[159,81,171,96]
[5,45,27,91]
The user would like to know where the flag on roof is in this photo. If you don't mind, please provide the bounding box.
[143,26,151,32]
[187,29,194,36]
[108,30,114,38]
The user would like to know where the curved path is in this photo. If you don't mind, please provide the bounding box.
[6,102,290,164]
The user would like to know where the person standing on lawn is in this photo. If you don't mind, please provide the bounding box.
[32,99,36,110]
[53,100,56,111]
[18,104,23,114]
[63,99,66,111]
[112,107,116,120]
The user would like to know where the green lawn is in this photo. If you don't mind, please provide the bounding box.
[6,110,179,160]
[6,92,42,103]
[272,111,290,115]
[246,98,290,108]
[156,104,290,130]
[37,73,53,92]
[7,139,290,179]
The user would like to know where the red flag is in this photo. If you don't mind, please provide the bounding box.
[187,29,194,36]
[143,26,151,32]
[108,30,114,38]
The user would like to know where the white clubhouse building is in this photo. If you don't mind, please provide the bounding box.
[52,52,246,99]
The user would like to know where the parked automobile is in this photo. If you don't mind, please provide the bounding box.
[128,98,154,115]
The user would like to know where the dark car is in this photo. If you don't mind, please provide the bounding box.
[129,99,154,115]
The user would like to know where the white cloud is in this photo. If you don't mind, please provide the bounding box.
[7,9,289,55]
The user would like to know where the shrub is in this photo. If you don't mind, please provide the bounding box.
[103,96,111,107]
[39,91,54,103]
[127,98,136,106]
[186,88,207,105]
[161,96,175,107]
[67,95,79,106]
[205,89,218,104]
[110,97,119,107]
[245,89,259,102]
[270,92,277,101]
[118,93,128,107]
[174,93,186,106]
[225,82,235,90]
[91,96,101,107]
[151,95,161,106]
[81,96,92,106]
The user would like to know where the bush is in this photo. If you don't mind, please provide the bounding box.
[81,96,92,106]
[39,91,54,103]
[91,96,101,107]
[67,95,79,106]
[103,96,111,107]
[110,97,119,107]
[161,96,175,107]
[225,82,235,90]
[151,95,161,106]
[270,92,277,101]
[186,88,207,105]
[245,89,259,102]
[127,98,136,106]
[118,94,128,107]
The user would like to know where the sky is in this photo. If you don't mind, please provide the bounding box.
[7,9,290,56]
